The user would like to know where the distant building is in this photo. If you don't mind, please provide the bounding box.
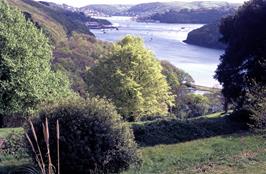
[85,22,119,30]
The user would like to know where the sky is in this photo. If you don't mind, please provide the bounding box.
[43,0,247,7]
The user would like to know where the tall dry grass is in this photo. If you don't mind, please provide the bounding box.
[26,118,60,174]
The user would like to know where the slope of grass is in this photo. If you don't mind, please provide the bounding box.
[7,0,68,43]
[7,0,97,44]
[124,133,266,174]
[0,127,23,138]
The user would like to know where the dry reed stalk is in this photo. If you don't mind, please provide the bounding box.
[28,120,46,174]
[25,133,44,173]
[57,120,60,174]
[26,118,60,174]
[43,118,52,174]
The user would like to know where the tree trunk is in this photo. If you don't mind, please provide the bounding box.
[0,114,3,128]
[224,98,228,113]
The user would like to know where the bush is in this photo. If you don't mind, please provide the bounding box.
[2,115,25,128]
[133,116,248,146]
[0,131,27,161]
[25,97,141,174]
[175,94,210,119]
[228,108,252,124]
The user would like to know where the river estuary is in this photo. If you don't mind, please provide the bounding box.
[91,16,224,87]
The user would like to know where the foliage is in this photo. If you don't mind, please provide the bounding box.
[25,97,141,174]
[215,0,266,125]
[185,21,226,49]
[0,1,74,117]
[185,94,210,118]
[245,88,266,128]
[160,60,194,92]
[204,91,225,113]
[148,8,236,24]
[160,61,212,119]
[86,36,174,121]
[7,0,111,45]
[0,131,27,161]
[8,0,92,40]
[132,113,247,147]
[173,94,210,119]
[53,33,112,96]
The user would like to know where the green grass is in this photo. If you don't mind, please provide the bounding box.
[0,127,23,138]
[0,127,29,174]
[124,133,266,174]
[202,112,224,118]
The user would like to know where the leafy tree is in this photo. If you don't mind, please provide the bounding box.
[160,60,196,117]
[86,36,174,121]
[53,32,112,96]
[161,60,194,92]
[181,94,210,118]
[215,0,266,116]
[204,91,224,113]
[0,1,73,124]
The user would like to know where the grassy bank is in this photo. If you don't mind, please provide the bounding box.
[124,133,266,174]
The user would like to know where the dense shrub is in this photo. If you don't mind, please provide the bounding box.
[250,102,266,129]
[0,131,27,161]
[2,115,25,128]
[133,115,248,146]
[25,97,141,174]
[175,94,210,119]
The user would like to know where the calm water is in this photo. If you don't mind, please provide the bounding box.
[91,16,224,87]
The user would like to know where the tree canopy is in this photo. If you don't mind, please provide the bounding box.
[215,0,266,108]
[86,35,174,120]
[0,1,73,116]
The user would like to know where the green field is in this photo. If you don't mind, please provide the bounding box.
[124,133,266,174]
[0,128,23,138]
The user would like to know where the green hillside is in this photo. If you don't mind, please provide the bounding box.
[185,21,226,49]
[124,133,266,174]
[7,0,110,44]
[81,1,240,20]
[7,0,68,43]
[5,0,112,95]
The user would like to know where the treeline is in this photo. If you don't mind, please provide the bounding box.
[184,21,226,49]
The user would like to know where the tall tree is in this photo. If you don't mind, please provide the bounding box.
[86,36,174,120]
[0,1,73,124]
[215,0,266,109]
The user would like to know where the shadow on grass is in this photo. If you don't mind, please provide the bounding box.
[0,164,38,174]
[132,115,249,147]
[0,159,31,174]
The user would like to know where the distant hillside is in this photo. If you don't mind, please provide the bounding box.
[80,4,132,16]
[184,21,226,49]
[7,0,111,43]
[136,1,239,23]
[126,2,170,16]
[142,8,235,23]
[80,1,240,22]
